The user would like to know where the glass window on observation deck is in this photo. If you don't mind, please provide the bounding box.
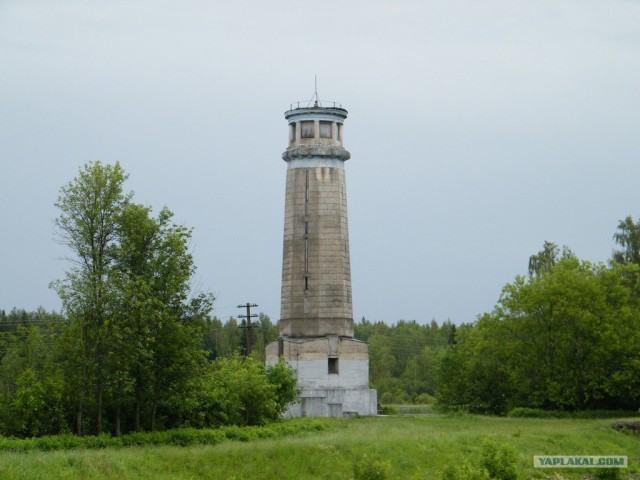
[319,121,332,138]
[301,121,314,138]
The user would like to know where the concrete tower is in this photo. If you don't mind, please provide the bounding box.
[266,99,377,418]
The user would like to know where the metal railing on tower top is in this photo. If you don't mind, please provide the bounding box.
[289,100,344,110]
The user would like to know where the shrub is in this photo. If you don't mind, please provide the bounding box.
[414,393,435,405]
[570,410,638,419]
[221,425,257,442]
[166,428,202,446]
[353,454,391,480]
[393,390,412,405]
[508,408,637,419]
[79,434,116,449]
[379,405,397,415]
[481,439,518,480]
[254,426,277,439]
[120,431,154,447]
[32,434,82,451]
[507,408,567,418]
[379,392,394,404]
[595,469,623,480]
[0,418,337,452]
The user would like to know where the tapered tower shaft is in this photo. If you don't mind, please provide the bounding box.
[267,99,377,418]
[280,105,354,338]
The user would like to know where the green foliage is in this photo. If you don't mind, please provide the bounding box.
[0,418,336,452]
[196,354,298,427]
[0,305,292,437]
[528,241,575,276]
[0,416,638,479]
[51,161,132,435]
[507,408,569,418]
[437,243,640,414]
[266,356,300,414]
[509,408,636,419]
[439,438,519,480]
[356,318,454,404]
[45,162,213,435]
[435,323,512,415]
[0,162,215,437]
[392,404,434,415]
[203,313,278,362]
[0,326,67,437]
[11,368,47,435]
[414,393,435,404]
[595,469,623,480]
[612,215,640,266]
[0,308,65,337]
[441,463,490,480]
[353,454,391,480]
[481,439,518,480]
[8,169,640,441]
[379,404,397,415]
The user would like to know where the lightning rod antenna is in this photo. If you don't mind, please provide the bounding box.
[314,75,319,107]
[306,75,322,108]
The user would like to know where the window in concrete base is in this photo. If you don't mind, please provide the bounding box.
[328,358,339,375]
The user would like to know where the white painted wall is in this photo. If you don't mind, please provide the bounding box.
[291,359,370,389]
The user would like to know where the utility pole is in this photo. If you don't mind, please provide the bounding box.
[237,302,258,356]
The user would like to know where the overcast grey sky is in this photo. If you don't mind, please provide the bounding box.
[1,1,639,325]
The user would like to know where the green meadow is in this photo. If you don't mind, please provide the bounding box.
[0,415,637,480]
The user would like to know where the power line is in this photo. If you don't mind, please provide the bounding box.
[237,302,258,356]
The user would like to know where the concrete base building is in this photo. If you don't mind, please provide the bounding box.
[266,99,377,418]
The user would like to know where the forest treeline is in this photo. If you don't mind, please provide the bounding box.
[2,161,639,438]
[0,162,297,438]
[3,242,640,433]
[357,228,640,414]
[9,238,640,429]
[436,238,640,414]
[0,311,296,437]
[0,306,454,435]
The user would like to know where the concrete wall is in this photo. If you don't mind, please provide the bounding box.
[286,387,377,418]
[279,166,354,338]
[266,336,377,417]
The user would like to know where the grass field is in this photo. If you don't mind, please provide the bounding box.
[0,415,637,480]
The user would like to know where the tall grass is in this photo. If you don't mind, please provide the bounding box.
[0,415,638,479]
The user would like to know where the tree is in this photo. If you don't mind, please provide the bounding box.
[51,161,130,434]
[436,320,512,414]
[108,203,212,432]
[528,241,559,276]
[528,241,574,276]
[401,345,439,398]
[437,253,640,413]
[613,215,640,266]
[0,325,66,436]
[197,355,296,426]
[51,162,213,435]
[266,357,299,415]
[204,316,226,360]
